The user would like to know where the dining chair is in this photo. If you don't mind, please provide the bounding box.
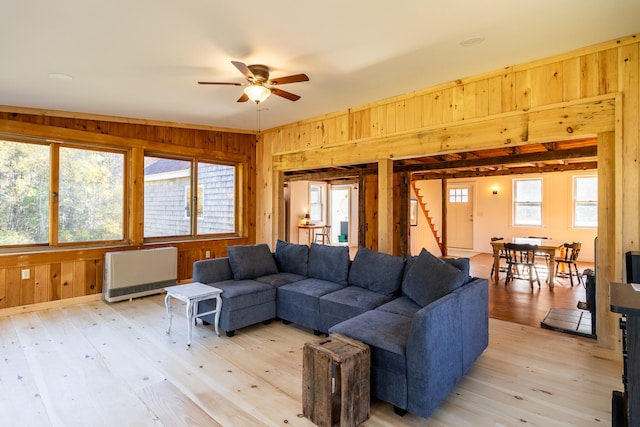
[504,243,541,290]
[314,225,331,245]
[490,237,508,277]
[554,242,583,287]
[528,236,552,273]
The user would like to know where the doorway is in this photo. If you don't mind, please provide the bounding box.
[330,185,351,245]
[446,183,474,249]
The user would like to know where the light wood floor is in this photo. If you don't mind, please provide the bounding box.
[0,292,621,427]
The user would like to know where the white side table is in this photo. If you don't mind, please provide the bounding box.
[165,282,222,346]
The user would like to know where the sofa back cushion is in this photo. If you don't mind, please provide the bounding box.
[227,244,278,280]
[307,243,350,285]
[401,248,467,307]
[348,246,405,295]
[442,257,471,284]
[275,240,309,276]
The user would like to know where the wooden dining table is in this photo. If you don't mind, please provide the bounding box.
[490,237,565,288]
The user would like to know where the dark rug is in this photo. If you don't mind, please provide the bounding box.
[541,308,595,339]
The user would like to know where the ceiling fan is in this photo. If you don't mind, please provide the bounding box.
[198,61,309,104]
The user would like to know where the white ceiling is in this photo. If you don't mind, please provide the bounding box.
[1,1,639,132]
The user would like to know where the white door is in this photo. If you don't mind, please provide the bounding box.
[447,184,473,249]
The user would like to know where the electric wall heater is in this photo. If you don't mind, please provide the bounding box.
[103,247,178,302]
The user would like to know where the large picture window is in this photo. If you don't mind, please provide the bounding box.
[573,175,597,228]
[144,155,236,239]
[0,139,50,245]
[0,138,125,246]
[513,178,543,226]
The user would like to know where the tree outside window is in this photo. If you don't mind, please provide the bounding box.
[0,138,124,246]
[0,139,50,245]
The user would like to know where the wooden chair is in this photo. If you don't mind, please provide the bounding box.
[528,236,551,272]
[314,225,331,245]
[554,242,583,287]
[504,243,541,290]
[490,237,508,276]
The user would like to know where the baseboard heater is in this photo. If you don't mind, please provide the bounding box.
[103,247,177,302]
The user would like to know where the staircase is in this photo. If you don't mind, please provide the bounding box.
[411,181,444,255]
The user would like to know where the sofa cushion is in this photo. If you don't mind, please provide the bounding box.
[348,247,405,295]
[442,257,471,284]
[307,243,350,285]
[401,248,467,307]
[207,279,275,311]
[319,286,395,330]
[274,240,309,276]
[227,244,278,280]
[277,278,345,331]
[375,295,422,317]
[254,272,306,287]
[330,310,411,375]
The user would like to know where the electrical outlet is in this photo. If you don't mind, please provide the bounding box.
[205,250,211,258]
[21,269,30,280]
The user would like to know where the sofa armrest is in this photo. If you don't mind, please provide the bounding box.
[453,277,489,371]
[406,292,462,418]
[193,257,234,283]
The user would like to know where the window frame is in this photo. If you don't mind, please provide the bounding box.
[143,152,239,242]
[512,178,543,227]
[0,135,128,249]
[572,174,598,229]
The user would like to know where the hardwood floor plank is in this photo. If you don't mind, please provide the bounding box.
[138,380,222,427]
[11,309,159,426]
[0,291,622,427]
[0,313,51,426]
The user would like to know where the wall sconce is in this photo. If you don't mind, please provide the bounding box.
[491,186,499,195]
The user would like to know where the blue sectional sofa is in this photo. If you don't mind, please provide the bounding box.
[192,241,489,420]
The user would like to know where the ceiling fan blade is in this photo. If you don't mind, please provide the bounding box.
[269,73,309,85]
[231,61,254,80]
[270,87,301,101]
[237,93,249,102]
[198,81,244,86]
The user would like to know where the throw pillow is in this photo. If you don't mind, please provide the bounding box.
[348,246,405,295]
[307,243,350,285]
[401,248,467,307]
[274,240,309,276]
[442,257,471,284]
[227,244,278,280]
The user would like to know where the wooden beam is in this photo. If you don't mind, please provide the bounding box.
[411,161,598,180]
[397,146,597,173]
[378,159,393,255]
[272,96,615,172]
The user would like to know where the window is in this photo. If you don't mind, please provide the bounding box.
[0,138,125,246]
[0,139,50,245]
[309,183,325,223]
[58,147,124,243]
[144,156,236,238]
[449,188,468,203]
[513,178,542,226]
[574,175,597,228]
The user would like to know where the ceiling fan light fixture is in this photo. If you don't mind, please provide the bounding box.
[244,84,271,103]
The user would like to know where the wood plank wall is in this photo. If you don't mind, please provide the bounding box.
[0,111,257,309]
[257,34,640,349]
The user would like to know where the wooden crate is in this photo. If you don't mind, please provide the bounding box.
[303,333,370,427]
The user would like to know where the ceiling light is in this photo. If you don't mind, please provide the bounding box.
[48,73,73,80]
[459,37,485,47]
[244,84,271,104]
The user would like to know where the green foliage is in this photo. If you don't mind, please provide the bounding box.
[0,140,124,245]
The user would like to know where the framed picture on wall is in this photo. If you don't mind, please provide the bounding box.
[410,199,418,226]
